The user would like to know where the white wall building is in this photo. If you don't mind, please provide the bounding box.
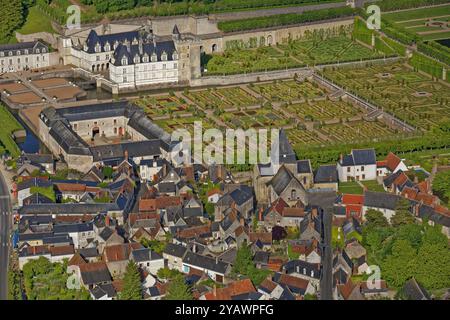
[337,149,377,182]
[0,41,50,73]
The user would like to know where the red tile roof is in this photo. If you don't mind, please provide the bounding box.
[342,194,364,205]
[139,196,182,212]
[249,232,272,244]
[204,279,256,300]
[278,274,309,290]
[385,152,402,172]
[129,212,159,226]
[103,243,142,262]
[282,207,305,218]
[49,245,74,256]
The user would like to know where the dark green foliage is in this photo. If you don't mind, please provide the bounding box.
[432,170,450,206]
[22,257,91,300]
[218,7,355,33]
[0,0,25,43]
[391,198,416,227]
[232,243,272,286]
[165,274,193,300]
[120,261,142,300]
[363,219,450,290]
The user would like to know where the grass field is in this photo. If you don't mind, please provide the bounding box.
[17,6,55,35]
[0,104,23,157]
[338,181,364,195]
[361,180,385,192]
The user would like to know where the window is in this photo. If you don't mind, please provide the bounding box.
[9,51,13,56]
[36,57,39,62]
[105,43,110,51]
[291,189,297,200]
[122,58,128,66]
[24,50,28,55]
[36,49,40,54]
[73,124,78,130]
[174,63,177,69]
[96,56,100,61]
[347,167,350,173]
[0,52,4,57]
[123,68,126,74]
[106,54,110,60]
[16,51,21,55]
[17,58,20,64]
[25,58,28,63]
[42,48,46,53]
[163,64,166,70]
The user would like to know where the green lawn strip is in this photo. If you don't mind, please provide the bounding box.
[361,180,385,192]
[338,181,364,195]
[331,226,344,249]
[420,30,450,41]
[17,6,55,35]
[0,104,23,157]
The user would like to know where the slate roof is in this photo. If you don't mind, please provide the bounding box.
[90,283,116,299]
[282,260,321,279]
[267,165,301,195]
[40,102,171,158]
[352,149,376,165]
[0,41,48,56]
[112,40,177,66]
[183,251,229,274]
[163,243,187,258]
[402,278,431,300]
[79,262,112,286]
[364,191,401,210]
[19,203,120,215]
[276,129,297,164]
[53,222,93,234]
[131,248,163,262]
[314,164,338,184]
[297,160,312,174]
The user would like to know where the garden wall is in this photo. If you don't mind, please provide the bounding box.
[191,68,313,87]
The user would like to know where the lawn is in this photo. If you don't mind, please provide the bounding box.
[0,104,23,157]
[338,181,364,195]
[16,6,55,35]
[332,226,344,249]
[361,180,385,192]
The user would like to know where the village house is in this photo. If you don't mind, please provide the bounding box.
[337,149,377,182]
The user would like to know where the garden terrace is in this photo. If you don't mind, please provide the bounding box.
[384,4,450,41]
[205,35,387,76]
[285,99,360,122]
[250,79,326,102]
[134,95,191,119]
[205,46,300,75]
[322,62,450,131]
[184,87,260,110]
[318,120,397,143]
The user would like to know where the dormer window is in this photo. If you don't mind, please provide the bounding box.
[122,58,128,66]
[132,38,138,45]
[84,44,88,51]
[9,51,13,56]
[172,51,178,60]
[151,53,157,62]
[142,55,149,63]
[95,43,101,53]
[17,51,21,55]
[0,52,4,57]
[134,55,140,64]
[114,41,119,50]
[161,51,168,61]
[42,48,46,53]
[104,42,110,51]
[36,49,40,54]
[24,50,28,55]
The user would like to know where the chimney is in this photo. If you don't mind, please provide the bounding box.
[138,38,143,55]
[240,217,245,226]
[213,285,217,297]
[105,215,110,227]
[258,207,263,222]
[193,243,197,253]
[215,256,219,264]
[340,153,344,163]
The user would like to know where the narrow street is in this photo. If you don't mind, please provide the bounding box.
[0,169,12,300]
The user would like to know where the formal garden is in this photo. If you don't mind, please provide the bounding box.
[322,62,450,131]
[285,99,360,122]
[184,86,260,110]
[250,79,325,102]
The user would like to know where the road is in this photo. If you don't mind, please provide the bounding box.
[0,170,11,300]
[308,190,335,300]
